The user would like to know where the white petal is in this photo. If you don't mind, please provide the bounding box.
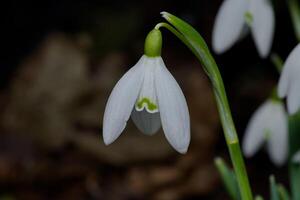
[249,0,275,58]
[266,101,288,166]
[242,100,273,157]
[292,150,300,163]
[212,0,248,53]
[278,44,300,98]
[131,109,161,135]
[131,56,161,135]
[154,57,190,154]
[287,79,300,114]
[103,56,145,145]
[135,57,159,113]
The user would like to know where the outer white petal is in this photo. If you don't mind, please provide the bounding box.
[212,0,248,54]
[266,101,288,166]
[102,56,145,145]
[278,44,300,97]
[131,109,161,135]
[249,0,275,58]
[154,57,190,154]
[242,100,274,157]
[287,79,300,114]
[292,150,300,163]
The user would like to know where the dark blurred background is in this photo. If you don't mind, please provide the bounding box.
[0,0,297,199]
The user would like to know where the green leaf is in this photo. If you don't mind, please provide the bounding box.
[277,184,290,200]
[270,175,280,200]
[215,157,241,200]
[160,12,215,79]
[287,0,300,42]
[160,12,253,200]
[288,111,300,200]
[160,11,235,142]
[270,53,283,73]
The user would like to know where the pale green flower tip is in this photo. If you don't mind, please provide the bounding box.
[214,157,223,165]
[160,11,170,19]
[269,175,276,183]
[244,11,253,26]
[144,29,162,57]
[254,195,264,200]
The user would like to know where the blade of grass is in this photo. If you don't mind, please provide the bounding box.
[215,157,241,200]
[288,112,300,200]
[270,175,280,200]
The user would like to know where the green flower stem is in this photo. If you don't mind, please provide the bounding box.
[287,0,300,42]
[156,12,253,200]
[270,53,283,73]
[227,140,252,200]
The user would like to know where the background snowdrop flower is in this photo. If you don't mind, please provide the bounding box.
[278,44,300,114]
[212,0,275,58]
[242,99,288,166]
[102,29,190,153]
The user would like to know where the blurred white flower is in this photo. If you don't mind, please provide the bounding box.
[292,150,300,163]
[212,0,275,58]
[242,99,288,166]
[278,44,300,114]
[103,55,190,154]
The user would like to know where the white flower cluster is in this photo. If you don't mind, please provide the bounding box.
[213,0,300,166]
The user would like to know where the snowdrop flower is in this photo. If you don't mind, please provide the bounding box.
[242,99,288,166]
[278,44,300,114]
[212,0,275,58]
[292,150,300,163]
[102,29,190,153]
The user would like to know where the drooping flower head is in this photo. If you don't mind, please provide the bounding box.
[212,0,275,58]
[103,29,190,153]
[242,99,288,166]
[278,44,300,114]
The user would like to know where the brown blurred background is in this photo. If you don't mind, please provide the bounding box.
[0,0,296,199]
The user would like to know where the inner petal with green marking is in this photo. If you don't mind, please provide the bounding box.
[264,128,271,141]
[134,59,159,113]
[136,97,158,113]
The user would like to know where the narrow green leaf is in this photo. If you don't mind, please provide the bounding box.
[215,157,241,200]
[160,11,236,142]
[288,111,300,200]
[289,164,300,200]
[160,12,253,200]
[270,53,283,73]
[161,12,210,51]
[287,0,300,42]
[161,11,218,80]
[270,175,280,200]
[277,184,290,200]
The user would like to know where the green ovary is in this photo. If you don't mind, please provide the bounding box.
[137,97,158,111]
[264,128,271,140]
[244,11,253,25]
